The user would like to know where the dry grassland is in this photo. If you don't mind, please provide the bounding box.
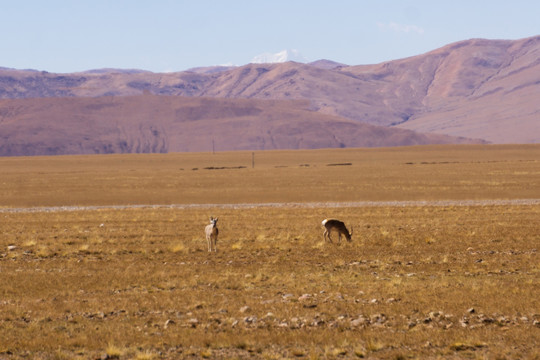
[1,144,539,207]
[1,145,539,359]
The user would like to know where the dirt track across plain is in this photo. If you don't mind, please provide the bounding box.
[2,198,539,213]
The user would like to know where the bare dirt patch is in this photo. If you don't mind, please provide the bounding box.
[1,198,540,214]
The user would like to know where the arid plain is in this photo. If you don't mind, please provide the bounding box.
[1,145,539,359]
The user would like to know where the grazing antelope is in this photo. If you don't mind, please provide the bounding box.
[205,217,219,252]
[322,219,353,243]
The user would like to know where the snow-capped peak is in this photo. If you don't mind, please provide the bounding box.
[251,49,307,64]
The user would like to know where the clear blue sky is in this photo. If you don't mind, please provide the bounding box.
[2,0,539,73]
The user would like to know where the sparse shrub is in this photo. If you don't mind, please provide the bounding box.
[291,348,305,357]
[231,241,243,250]
[79,244,90,253]
[366,339,384,352]
[333,348,348,356]
[313,241,326,249]
[234,341,248,350]
[425,237,436,244]
[200,349,212,358]
[105,344,123,359]
[36,246,52,258]
[135,350,156,360]
[354,346,366,358]
[23,240,37,247]
[171,243,188,253]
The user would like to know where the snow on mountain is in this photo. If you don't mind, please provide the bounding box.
[251,49,307,64]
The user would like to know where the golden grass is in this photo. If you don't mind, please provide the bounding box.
[0,144,539,207]
[0,145,539,359]
[1,205,539,359]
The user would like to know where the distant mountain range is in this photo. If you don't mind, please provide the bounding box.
[0,36,538,156]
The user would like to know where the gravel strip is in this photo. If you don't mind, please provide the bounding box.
[1,199,539,213]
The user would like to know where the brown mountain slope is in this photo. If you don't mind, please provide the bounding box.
[0,95,482,156]
[195,37,540,144]
[0,36,538,146]
[394,37,540,143]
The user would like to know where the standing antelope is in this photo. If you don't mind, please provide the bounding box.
[205,217,219,252]
[322,219,353,243]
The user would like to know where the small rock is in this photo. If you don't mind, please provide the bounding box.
[7,245,17,251]
[187,318,198,327]
[239,306,251,313]
[298,294,312,301]
[370,314,386,324]
[282,293,294,301]
[326,320,337,328]
[164,319,175,329]
[263,312,275,319]
[467,308,475,314]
